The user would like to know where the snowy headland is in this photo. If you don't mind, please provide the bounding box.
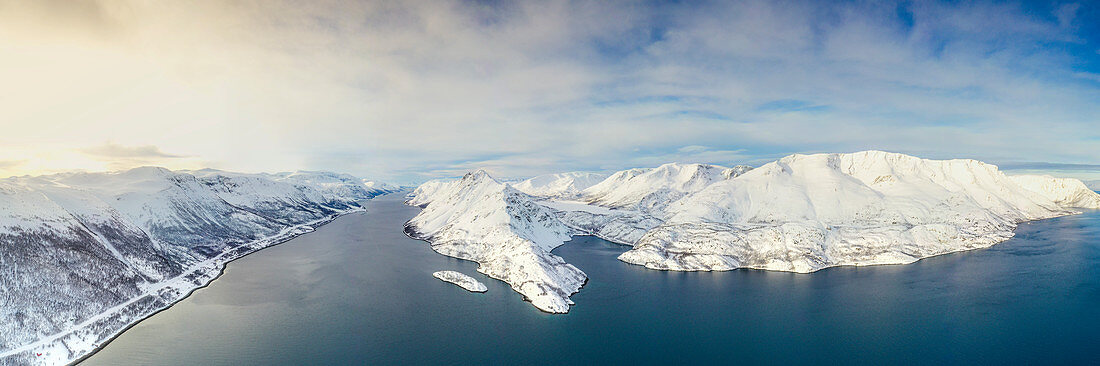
[404,151,1100,314]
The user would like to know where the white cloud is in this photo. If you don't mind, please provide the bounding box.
[0,0,1097,183]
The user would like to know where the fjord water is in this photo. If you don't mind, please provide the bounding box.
[83,193,1100,365]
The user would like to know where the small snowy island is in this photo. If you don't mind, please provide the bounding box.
[405,151,1100,314]
[433,271,488,293]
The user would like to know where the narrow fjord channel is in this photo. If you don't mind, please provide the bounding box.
[83,193,1100,365]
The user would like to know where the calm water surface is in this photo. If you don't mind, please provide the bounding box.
[83,193,1100,365]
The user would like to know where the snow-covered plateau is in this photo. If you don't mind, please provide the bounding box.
[405,151,1100,314]
[0,168,396,366]
[432,271,488,293]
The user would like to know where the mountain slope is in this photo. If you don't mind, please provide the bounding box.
[272,170,397,202]
[580,163,753,216]
[407,151,1100,313]
[0,168,390,365]
[620,152,1097,272]
[512,172,608,198]
[404,170,585,313]
[545,163,754,246]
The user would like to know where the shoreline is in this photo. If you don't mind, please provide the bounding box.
[66,210,360,366]
[0,207,364,366]
[403,205,589,315]
[404,194,1099,315]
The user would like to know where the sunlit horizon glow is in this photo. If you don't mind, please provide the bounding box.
[1,0,1098,184]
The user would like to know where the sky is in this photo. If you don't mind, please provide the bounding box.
[0,0,1098,184]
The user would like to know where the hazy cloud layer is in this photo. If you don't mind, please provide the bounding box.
[1,0,1097,183]
[998,162,1100,182]
[76,143,192,171]
[80,143,187,159]
[0,160,24,170]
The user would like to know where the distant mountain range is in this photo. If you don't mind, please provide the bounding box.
[405,151,1100,314]
[0,168,396,365]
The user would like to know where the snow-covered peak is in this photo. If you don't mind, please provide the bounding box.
[589,168,650,189]
[404,170,584,313]
[407,170,502,206]
[277,170,360,182]
[512,172,609,198]
[48,166,180,196]
[462,169,496,182]
[581,163,732,210]
[723,165,753,179]
[668,151,1068,226]
[407,169,566,250]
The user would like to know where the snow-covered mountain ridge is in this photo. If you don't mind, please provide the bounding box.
[512,172,608,198]
[405,152,1100,313]
[621,152,1091,272]
[0,167,396,366]
[404,171,585,313]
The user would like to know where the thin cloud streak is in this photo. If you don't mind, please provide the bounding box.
[79,143,188,159]
[0,160,24,170]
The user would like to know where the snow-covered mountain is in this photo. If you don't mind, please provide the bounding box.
[0,167,392,365]
[404,171,585,313]
[620,152,1090,272]
[405,179,455,207]
[547,163,755,247]
[580,163,752,215]
[363,180,399,193]
[512,172,608,198]
[405,151,1100,313]
[271,170,398,201]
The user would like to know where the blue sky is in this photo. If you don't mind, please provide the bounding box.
[0,0,1098,184]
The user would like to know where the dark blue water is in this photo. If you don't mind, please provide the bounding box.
[83,193,1100,365]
